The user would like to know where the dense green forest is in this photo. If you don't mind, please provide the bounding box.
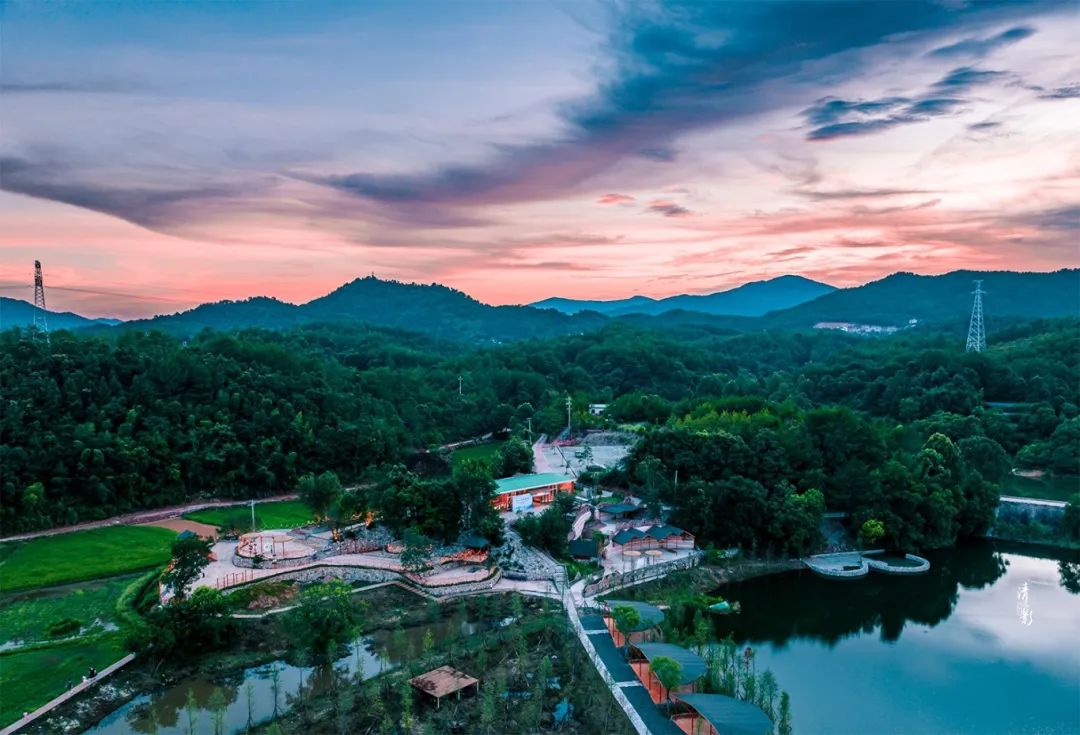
[1,317,1077,544]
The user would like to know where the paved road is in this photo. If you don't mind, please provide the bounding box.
[0,494,298,542]
[999,495,1068,508]
[532,435,551,472]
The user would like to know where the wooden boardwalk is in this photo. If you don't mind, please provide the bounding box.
[0,653,137,735]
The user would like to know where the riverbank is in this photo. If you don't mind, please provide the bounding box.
[23,586,634,735]
[20,584,439,734]
[596,558,804,606]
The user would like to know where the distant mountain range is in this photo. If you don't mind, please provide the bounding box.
[532,275,836,317]
[3,269,1076,343]
[101,278,608,343]
[758,269,1080,328]
[0,297,122,331]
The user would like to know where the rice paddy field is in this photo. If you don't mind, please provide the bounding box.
[0,526,176,593]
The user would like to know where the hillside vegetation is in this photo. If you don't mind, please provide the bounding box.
[2,316,1076,541]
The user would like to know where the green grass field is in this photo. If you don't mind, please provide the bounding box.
[0,634,127,727]
[0,574,136,646]
[451,440,505,468]
[1002,474,1078,502]
[0,526,176,593]
[183,498,313,531]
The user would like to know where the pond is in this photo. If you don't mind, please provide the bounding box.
[712,540,1080,735]
[85,609,513,734]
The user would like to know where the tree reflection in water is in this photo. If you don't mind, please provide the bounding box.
[706,540,1012,647]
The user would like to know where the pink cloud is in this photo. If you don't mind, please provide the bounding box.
[597,193,635,205]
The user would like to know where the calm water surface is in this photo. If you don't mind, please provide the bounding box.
[85,611,510,734]
[713,541,1080,735]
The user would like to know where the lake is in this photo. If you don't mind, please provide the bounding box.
[713,541,1080,735]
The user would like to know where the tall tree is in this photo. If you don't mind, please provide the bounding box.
[161,534,213,600]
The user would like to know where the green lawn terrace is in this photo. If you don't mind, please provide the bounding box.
[181,521,498,600]
[182,499,313,532]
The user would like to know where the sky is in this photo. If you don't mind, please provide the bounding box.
[0,0,1077,319]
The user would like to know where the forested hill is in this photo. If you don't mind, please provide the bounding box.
[108,277,607,343]
[0,296,121,331]
[16,268,1080,343]
[761,269,1080,328]
[2,318,1077,534]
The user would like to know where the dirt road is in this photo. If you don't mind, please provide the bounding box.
[0,494,298,543]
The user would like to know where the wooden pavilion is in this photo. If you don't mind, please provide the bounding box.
[409,665,479,709]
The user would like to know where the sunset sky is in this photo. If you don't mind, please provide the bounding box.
[1,0,1077,318]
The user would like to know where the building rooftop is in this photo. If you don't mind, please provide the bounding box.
[612,528,647,545]
[675,693,773,735]
[568,538,600,558]
[494,472,573,495]
[633,643,707,685]
[605,599,665,631]
[599,502,640,516]
[410,666,479,700]
[645,524,686,540]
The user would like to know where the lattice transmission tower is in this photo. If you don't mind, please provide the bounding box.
[33,260,50,342]
[965,279,985,353]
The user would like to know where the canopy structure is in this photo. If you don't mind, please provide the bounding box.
[674,693,773,735]
[605,599,665,631]
[492,472,575,512]
[645,524,684,540]
[410,666,479,709]
[599,502,640,516]
[633,643,707,685]
[612,528,646,546]
[568,538,599,558]
[494,472,572,495]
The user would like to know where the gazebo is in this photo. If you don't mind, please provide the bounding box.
[671,693,773,735]
[409,666,479,709]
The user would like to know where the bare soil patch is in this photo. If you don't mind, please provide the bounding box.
[138,518,219,538]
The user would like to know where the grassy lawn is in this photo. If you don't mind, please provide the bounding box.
[0,574,137,646]
[183,499,313,531]
[451,440,505,468]
[0,634,127,727]
[1002,474,1078,502]
[0,526,176,594]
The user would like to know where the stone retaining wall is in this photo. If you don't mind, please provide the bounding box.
[583,551,703,597]
[864,553,930,575]
[221,562,501,598]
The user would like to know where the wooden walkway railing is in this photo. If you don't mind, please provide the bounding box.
[0,653,137,735]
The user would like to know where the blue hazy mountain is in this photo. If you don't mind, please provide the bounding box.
[0,297,122,331]
[532,275,836,317]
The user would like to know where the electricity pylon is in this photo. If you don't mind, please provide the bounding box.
[965,280,985,353]
[33,260,50,342]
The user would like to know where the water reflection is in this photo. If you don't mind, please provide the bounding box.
[709,540,1080,735]
[88,611,505,735]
